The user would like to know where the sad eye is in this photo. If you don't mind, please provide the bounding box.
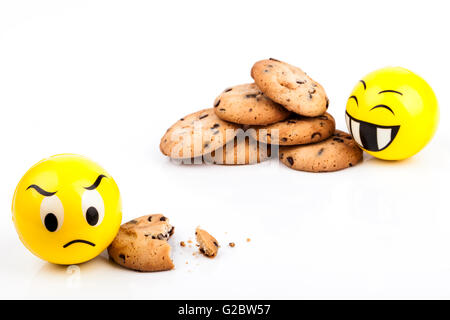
[40,195,64,232]
[81,189,105,227]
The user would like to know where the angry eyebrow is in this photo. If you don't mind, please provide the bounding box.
[27,185,56,197]
[359,80,367,90]
[379,90,403,96]
[85,174,107,190]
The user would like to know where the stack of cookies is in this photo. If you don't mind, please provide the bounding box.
[160,58,362,172]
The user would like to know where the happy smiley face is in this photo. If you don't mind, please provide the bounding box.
[12,154,122,265]
[345,67,439,160]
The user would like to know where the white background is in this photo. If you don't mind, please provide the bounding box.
[0,0,449,299]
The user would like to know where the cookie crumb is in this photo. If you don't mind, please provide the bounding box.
[229,242,235,248]
[246,238,251,242]
[180,241,186,247]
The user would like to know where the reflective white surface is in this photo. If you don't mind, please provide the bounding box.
[0,0,449,299]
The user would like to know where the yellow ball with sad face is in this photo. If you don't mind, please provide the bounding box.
[12,154,122,265]
[345,67,439,160]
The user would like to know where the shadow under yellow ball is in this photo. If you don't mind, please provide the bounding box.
[12,154,122,265]
[345,67,439,160]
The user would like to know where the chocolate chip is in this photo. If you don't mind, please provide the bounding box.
[249,108,253,112]
[264,69,269,73]
[213,241,219,247]
[296,80,305,85]
[311,132,321,139]
[129,219,138,224]
[180,118,184,121]
[318,115,328,120]
[269,58,280,62]
[204,142,209,148]
[224,88,232,92]
[286,157,294,166]
[160,216,167,221]
[281,137,288,142]
[147,216,152,222]
[346,136,352,140]
[169,226,175,236]
[157,233,165,240]
[214,100,221,107]
[326,98,329,109]
[287,120,297,124]
[219,108,226,111]
[119,254,125,261]
[318,148,324,156]
[211,123,220,129]
[245,94,258,99]
[333,138,344,143]
[267,64,273,68]
[349,163,353,167]
[152,236,156,239]
[199,114,209,119]
[213,130,219,135]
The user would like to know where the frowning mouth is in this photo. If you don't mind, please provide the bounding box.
[63,239,96,248]
[346,112,400,152]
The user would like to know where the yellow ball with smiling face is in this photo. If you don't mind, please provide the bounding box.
[12,154,122,265]
[345,67,439,160]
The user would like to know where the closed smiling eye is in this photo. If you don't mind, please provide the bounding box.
[370,104,395,115]
[348,95,358,106]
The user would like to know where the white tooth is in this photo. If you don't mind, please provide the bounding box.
[351,119,362,146]
[345,114,351,133]
[377,127,392,150]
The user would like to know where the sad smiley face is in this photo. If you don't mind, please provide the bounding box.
[12,154,122,265]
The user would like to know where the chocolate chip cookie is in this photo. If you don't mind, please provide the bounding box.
[214,83,290,125]
[250,112,335,145]
[196,227,219,258]
[108,214,175,272]
[279,130,363,172]
[160,108,241,159]
[251,58,328,117]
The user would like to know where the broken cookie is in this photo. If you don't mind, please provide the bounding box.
[108,214,175,272]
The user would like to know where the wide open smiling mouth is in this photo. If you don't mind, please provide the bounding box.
[346,112,400,152]
[63,239,96,248]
